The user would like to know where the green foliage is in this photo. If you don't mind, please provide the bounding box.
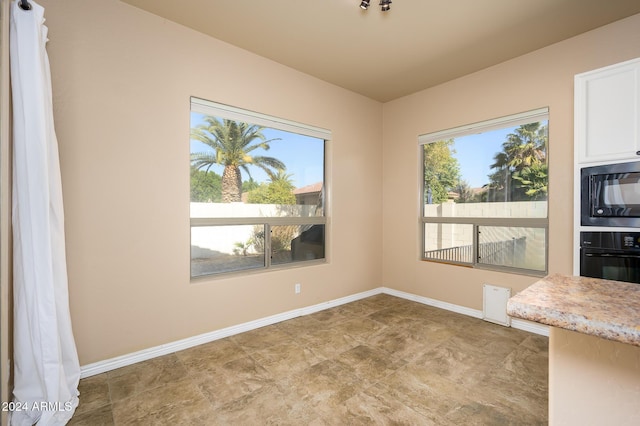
[487,122,548,201]
[190,166,222,202]
[248,225,295,255]
[233,241,250,256]
[246,170,296,205]
[512,163,548,200]
[271,226,296,252]
[242,177,260,194]
[453,180,478,203]
[191,117,285,202]
[249,227,266,253]
[423,140,461,204]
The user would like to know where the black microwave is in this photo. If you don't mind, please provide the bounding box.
[581,161,640,227]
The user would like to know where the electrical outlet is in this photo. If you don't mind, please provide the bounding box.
[295,283,301,294]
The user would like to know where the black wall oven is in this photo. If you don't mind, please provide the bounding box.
[581,161,640,227]
[580,232,640,284]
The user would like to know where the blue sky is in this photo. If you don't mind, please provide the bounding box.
[190,113,324,189]
[191,112,546,190]
[452,121,548,188]
[452,127,513,188]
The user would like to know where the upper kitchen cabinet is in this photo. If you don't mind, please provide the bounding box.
[575,58,640,164]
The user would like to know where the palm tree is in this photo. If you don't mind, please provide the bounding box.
[269,169,294,184]
[503,123,547,170]
[487,151,510,201]
[490,124,546,170]
[191,117,285,202]
[246,169,296,205]
[488,123,547,201]
[512,163,548,200]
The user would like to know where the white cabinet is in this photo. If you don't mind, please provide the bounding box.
[575,57,640,164]
[573,57,640,276]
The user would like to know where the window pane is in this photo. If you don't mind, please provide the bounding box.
[191,225,265,276]
[423,121,548,218]
[421,110,548,274]
[423,223,473,263]
[477,226,546,272]
[271,224,325,266]
[190,113,324,219]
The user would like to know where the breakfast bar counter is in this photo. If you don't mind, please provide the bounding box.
[506,272,640,347]
[507,273,640,425]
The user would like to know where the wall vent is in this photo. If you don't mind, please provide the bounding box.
[483,284,512,327]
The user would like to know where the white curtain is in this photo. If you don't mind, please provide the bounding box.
[9,1,80,425]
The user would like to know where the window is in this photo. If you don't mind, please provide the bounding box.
[190,98,328,278]
[420,108,548,275]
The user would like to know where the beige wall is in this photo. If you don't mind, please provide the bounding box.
[381,13,640,424]
[38,0,383,365]
[549,328,640,424]
[382,13,640,307]
[27,3,640,422]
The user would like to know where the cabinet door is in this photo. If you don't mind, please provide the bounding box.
[575,58,640,164]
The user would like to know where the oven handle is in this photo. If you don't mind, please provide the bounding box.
[584,252,640,259]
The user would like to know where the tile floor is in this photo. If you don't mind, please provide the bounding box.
[68,294,548,425]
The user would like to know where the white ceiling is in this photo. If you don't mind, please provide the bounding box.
[121,0,640,102]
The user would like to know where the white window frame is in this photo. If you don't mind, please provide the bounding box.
[419,108,549,276]
[190,97,330,279]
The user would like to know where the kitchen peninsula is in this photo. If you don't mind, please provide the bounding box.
[507,274,640,425]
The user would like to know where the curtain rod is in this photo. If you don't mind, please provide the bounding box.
[19,0,32,11]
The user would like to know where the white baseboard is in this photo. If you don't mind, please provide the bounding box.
[380,287,549,336]
[511,318,549,336]
[80,288,381,378]
[80,286,547,378]
[380,287,484,319]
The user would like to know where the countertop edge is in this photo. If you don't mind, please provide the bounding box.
[507,299,640,347]
[506,274,640,347]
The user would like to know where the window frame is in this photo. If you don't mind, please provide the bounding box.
[190,97,330,279]
[419,108,549,276]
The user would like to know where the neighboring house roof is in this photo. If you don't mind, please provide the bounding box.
[293,182,323,195]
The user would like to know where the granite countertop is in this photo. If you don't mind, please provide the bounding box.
[507,273,640,347]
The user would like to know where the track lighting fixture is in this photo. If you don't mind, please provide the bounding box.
[360,0,392,12]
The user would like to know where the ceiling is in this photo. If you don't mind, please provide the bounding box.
[121,0,640,102]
